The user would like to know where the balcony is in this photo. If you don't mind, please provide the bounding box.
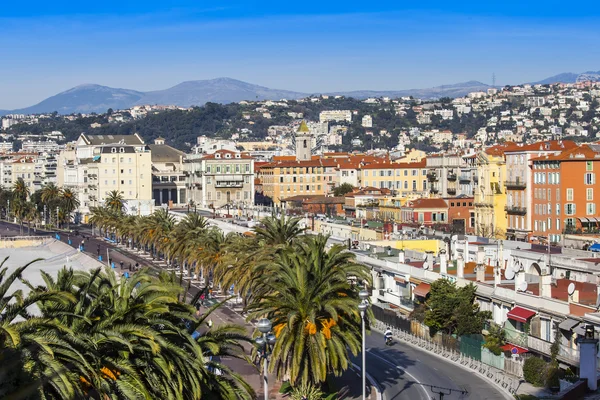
[431,187,439,194]
[527,335,580,365]
[505,205,527,215]
[215,181,244,188]
[426,172,438,182]
[447,173,457,181]
[504,326,528,347]
[447,187,456,195]
[504,180,526,190]
[459,175,471,183]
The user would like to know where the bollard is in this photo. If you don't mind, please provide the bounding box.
[98,255,102,261]
[68,240,72,245]
[111,262,115,269]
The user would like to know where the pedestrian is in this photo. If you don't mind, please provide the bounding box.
[128,262,132,271]
[135,262,139,271]
[207,319,213,329]
[120,261,124,270]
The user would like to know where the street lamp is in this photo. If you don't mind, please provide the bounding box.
[358,289,370,400]
[255,318,276,400]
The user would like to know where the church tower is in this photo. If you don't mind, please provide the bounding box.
[295,121,312,161]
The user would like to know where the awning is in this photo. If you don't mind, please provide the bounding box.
[589,243,600,252]
[573,324,587,337]
[589,218,600,224]
[507,306,536,323]
[558,318,579,331]
[578,217,590,224]
[413,283,431,298]
[394,276,407,284]
[501,344,528,355]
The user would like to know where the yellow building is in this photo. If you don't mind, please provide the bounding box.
[357,159,428,198]
[474,146,508,238]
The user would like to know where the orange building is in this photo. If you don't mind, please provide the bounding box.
[530,144,600,243]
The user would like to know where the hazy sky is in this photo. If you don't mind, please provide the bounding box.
[1,0,600,109]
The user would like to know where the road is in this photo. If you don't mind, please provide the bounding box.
[360,332,508,400]
[1,219,508,400]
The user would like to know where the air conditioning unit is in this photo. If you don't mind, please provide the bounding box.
[387,288,393,293]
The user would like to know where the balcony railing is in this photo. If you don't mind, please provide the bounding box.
[426,172,438,182]
[505,180,526,190]
[447,188,456,195]
[459,176,471,183]
[504,327,528,347]
[215,181,244,188]
[447,173,457,181]
[527,335,580,364]
[505,205,527,215]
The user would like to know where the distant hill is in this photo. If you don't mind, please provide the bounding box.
[3,71,600,116]
[532,70,600,85]
[10,84,145,115]
[139,77,306,107]
[332,80,490,100]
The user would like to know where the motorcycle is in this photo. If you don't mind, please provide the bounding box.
[385,336,393,346]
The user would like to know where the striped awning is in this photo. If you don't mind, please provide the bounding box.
[413,283,431,298]
[578,217,590,224]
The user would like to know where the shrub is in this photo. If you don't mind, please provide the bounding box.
[523,357,547,387]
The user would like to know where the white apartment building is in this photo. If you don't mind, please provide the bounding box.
[319,110,352,123]
[149,137,187,207]
[21,140,60,153]
[57,133,153,221]
[185,150,255,210]
[362,115,373,128]
[192,136,237,155]
[0,142,13,153]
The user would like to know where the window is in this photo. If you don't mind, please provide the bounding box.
[217,192,221,200]
[587,203,596,215]
[412,169,417,176]
[556,219,560,230]
[587,188,594,201]
[565,203,576,215]
[412,181,417,190]
[208,192,211,200]
[585,173,595,185]
[364,171,369,177]
[567,188,573,201]
[404,170,408,176]
[556,203,560,215]
[207,177,212,184]
[129,180,132,185]
[587,161,593,171]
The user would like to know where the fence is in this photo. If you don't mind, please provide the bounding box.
[371,305,524,396]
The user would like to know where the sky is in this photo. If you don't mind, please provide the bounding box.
[1,0,600,109]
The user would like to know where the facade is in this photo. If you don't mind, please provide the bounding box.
[295,121,313,162]
[362,115,373,128]
[401,198,448,226]
[357,159,428,198]
[530,144,600,243]
[446,196,475,234]
[474,146,508,238]
[185,150,254,209]
[57,134,153,220]
[319,110,352,123]
[149,137,187,207]
[504,140,577,241]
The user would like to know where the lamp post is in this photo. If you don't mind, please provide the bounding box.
[358,289,370,400]
[255,318,276,400]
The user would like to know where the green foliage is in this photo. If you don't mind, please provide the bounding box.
[332,183,355,197]
[423,280,492,336]
[483,323,506,356]
[523,357,548,387]
[290,382,325,400]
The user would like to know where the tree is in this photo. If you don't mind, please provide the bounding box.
[483,323,506,355]
[246,235,371,389]
[423,280,491,336]
[12,178,29,202]
[105,190,125,213]
[60,188,80,229]
[333,183,355,197]
[41,183,61,226]
[253,214,305,246]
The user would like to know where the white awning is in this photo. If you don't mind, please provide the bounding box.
[215,175,244,182]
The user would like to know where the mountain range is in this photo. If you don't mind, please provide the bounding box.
[1,70,598,116]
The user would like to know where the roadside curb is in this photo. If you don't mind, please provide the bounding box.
[372,325,515,400]
[350,362,384,400]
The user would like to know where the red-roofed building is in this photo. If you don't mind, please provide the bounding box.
[401,198,449,226]
[529,143,600,243]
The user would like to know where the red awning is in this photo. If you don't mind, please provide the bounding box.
[413,283,431,298]
[394,276,406,284]
[501,344,528,354]
[507,306,536,323]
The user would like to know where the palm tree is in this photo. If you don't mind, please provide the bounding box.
[253,214,306,246]
[105,190,125,213]
[10,199,27,235]
[60,188,80,229]
[24,201,38,235]
[40,183,62,227]
[12,178,30,202]
[246,235,372,389]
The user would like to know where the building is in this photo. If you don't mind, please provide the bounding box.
[21,140,60,153]
[185,150,255,210]
[57,133,153,220]
[319,110,352,123]
[295,121,313,162]
[530,144,600,243]
[192,136,237,155]
[149,137,187,207]
[358,159,428,198]
[446,196,475,234]
[474,145,509,238]
[401,198,448,226]
[362,115,373,128]
[504,140,577,241]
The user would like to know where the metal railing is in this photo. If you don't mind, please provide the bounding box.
[504,180,526,190]
[504,205,527,215]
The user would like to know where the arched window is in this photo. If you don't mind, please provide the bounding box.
[303,139,307,148]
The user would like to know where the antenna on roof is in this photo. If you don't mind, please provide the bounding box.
[567,282,576,296]
[518,281,528,292]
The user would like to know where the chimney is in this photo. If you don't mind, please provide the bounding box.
[540,274,552,298]
[463,240,470,262]
[457,255,465,278]
[579,324,599,391]
[440,249,447,274]
[398,250,405,264]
